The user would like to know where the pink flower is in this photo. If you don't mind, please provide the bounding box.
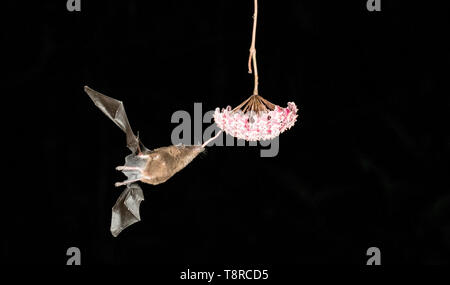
[213,102,298,141]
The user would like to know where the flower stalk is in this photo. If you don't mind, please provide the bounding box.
[213,0,298,142]
[248,0,259,96]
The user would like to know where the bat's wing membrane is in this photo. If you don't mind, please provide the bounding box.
[110,183,145,237]
[84,86,144,153]
[85,86,150,236]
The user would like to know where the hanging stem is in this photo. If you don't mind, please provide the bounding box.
[248,0,259,95]
[231,0,274,114]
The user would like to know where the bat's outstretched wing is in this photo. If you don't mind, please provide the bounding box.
[84,86,144,153]
[85,86,149,237]
[110,183,144,237]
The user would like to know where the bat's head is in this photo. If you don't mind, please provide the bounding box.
[141,145,204,185]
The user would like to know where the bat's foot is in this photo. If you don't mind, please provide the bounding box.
[115,152,151,187]
[115,178,141,187]
[116,166,143,172]
[115,166,143,187]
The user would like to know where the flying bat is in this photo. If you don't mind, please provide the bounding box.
[84,86,204,237]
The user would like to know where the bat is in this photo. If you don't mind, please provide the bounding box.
[84,86,204,237]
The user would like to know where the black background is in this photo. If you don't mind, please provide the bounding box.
[3,0,450,266]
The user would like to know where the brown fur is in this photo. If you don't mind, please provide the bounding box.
[141,145,204,185]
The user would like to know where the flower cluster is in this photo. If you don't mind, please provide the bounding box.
[213,102,298,141]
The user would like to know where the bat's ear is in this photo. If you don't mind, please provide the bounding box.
[110,184,145,237]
